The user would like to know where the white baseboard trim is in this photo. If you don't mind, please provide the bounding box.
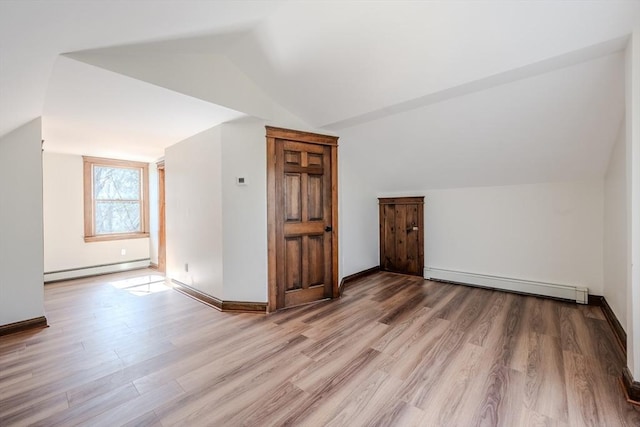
[44,259,151,283]
[424,267,588,304]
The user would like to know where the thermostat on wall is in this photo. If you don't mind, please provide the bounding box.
[236,176,247,186]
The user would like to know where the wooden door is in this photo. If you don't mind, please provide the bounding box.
[157,161,166,273]
[379,197,424,276]
[267,127,339,311]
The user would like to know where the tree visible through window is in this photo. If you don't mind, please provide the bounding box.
[84,156,149,242]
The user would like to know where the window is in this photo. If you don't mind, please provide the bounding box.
[83,156,149,242]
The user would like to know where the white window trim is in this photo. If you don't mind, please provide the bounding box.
[83,156,150,242]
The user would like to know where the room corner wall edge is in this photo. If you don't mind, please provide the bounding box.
[339,266,381,294]
[588,294,627,354]
[171,279,267,313]
[0,316,48,337]
[622,367,640,405]
[425,267,638,404]
[589,296,635,405]
[425,267,588,304]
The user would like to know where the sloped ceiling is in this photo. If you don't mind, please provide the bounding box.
[226,1,636,128]
[43,56,244,161]
[0,0,284,160]
[340,52,625,190]
[0,1,635,184]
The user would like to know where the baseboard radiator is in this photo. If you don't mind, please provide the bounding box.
[424,267,588,304]
[44,259,151,283]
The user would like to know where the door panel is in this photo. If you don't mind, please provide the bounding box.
[285,174,302,221]
[285,151,301,165]
[381,204,396,271]
[405,203,420,275]
[285,237,303,291]
[308,235,324,286]
[394,204,408,272]
[307,175,323,221]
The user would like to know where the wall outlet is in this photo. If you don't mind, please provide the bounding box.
[185,263,189,272]
[236,176,247,186]
[121,248,126,256]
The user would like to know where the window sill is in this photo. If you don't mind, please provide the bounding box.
[84,232,150,243]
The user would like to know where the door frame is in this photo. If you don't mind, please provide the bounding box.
[156,160,166,273]
[266,126,339,312]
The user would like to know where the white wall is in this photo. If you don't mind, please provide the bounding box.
[0,118,45,325]
[341,181,604,294]
[339,151,378,278]
[604,121,627,330]
[326,52,623,190]
[625,30,640,380]
[340,131,604,295]
[69,51,308,130]
[220,119,268,302]
[423,181,604,294]
[165,126,224,298]
[164,119,269,302]
[42,152,150,273]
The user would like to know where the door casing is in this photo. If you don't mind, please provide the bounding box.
[157,160,166,273]
[266,126,339,312]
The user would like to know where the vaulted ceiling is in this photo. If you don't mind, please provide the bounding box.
[0,1,636,185]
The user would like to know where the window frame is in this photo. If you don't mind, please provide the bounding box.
[83,156,150,242]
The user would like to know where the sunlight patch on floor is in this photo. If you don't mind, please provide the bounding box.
[109,274,170,295]
[126,282,172,296]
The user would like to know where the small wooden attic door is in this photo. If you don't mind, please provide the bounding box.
[379,197,424,276]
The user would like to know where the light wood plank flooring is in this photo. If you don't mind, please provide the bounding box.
[1,270,639,426]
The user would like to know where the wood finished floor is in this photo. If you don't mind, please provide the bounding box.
[1,270,639,426]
